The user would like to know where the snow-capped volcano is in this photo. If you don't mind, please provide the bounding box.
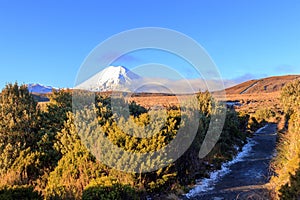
[76,66,142,91]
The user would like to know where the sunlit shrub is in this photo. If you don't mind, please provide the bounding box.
[82,177,138,200]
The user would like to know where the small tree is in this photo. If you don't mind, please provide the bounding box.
[281,79,300,115]
[44,112,107,199]
[0,83,40,179]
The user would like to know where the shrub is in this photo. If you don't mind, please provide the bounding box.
[254,107,275,122]
[0,185,42,200]
[279,165,300,200]
[82,177,138,200]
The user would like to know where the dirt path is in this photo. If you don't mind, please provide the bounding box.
[185,123,277,200]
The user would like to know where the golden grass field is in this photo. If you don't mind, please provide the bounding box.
[129,91,281,114]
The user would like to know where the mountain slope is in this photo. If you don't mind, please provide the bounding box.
[76,66,141,91]
[27,83,55,94]
[226,75,300,94]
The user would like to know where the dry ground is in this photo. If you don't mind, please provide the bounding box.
[38,91,282,115]
[130,92,281,115]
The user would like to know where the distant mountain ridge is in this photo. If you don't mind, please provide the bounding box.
[29,69,300,95]
[27,83,56,94]
[226,75,300,94]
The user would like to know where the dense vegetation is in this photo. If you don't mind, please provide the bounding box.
[270,80,300,199]
[0,83,249,199]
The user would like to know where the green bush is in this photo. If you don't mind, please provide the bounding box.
[254,107,275,122]
[82,177,138,200]
[0,185,42,200]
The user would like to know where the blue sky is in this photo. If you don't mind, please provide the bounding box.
[0,0,299,89]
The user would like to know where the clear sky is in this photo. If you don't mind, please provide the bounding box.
[0,0,299,89]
